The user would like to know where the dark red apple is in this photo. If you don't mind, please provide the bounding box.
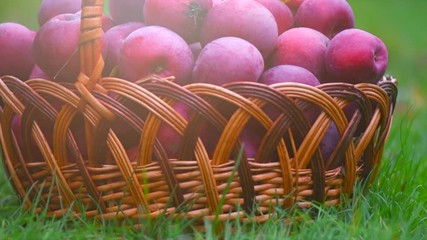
[118,26,194,85]
[156,102,192,158]
[32,13,81,82]
[254,0,294,34]
[0,22,36,80]
[200,0,278,58]
[269,27,329,81]
[319,122,340,164]
[38,0,82,26]
[324,28,388,84]
[109,0,145,24]
[259,64,321,123]
[103,22,145,75]
[143,0,213,43]
[295,0,355,38]
[259,64,320,86]
[192,37,264,85]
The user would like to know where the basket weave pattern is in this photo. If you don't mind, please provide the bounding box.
[0,0,397,223]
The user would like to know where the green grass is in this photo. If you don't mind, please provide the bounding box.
[1,0,427,239]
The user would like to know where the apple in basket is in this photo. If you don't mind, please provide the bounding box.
[324,28,389,84]
[156,102,192,158]
[118,26,194,85]
[268,27,330,82]
[109,0,145,24]
[192,36,264,85]
[324,28,389,136]
[38,0,82,26]
[254,0,294,34]
[103,21,145,75]
[258,64,321,126]
[33,12,107,82]
[32,12,82,82]
[143,0,213,43]
[200,0,278,58]
[294,0,355,38]
[0,22,36,80]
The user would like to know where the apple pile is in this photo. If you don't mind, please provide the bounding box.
[0,0,389,164]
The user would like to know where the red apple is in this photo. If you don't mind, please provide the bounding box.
[103,22,145,75]
[192,37,264,85]
[118,26,194,85]
[239,120,266,159]
[143,0,213,43]
[109,0,145,24]
[156,102,192,158]
[269,27,329,81]
[324,28,388,84]
[319,122,340,164]
[254,0,294,34]
[38,0,82,26]
[259,64,320,123]
[0,23,36,80]
[32,13,81,82]
[259,64,320,86]
[200,0,278,58]
[294,0,355,38]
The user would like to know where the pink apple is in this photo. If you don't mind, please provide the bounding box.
[259,64,320,86]
[269,27,329,81]
[143,0,213,43]
[239,120,267,159]
[0,22,36,80]
[38,0,82,26]
[294,0,355,38]
[192,37,264,85]
[109,0,145,24]
[156,102,192,158]
[259,64,320,123]
[32,13,82,82]
[103,22,145,75]
[254,0,294,34]
[324,28,388,84]
[319,122,340,165]
[118,26,194,85]
[200,0,278,58]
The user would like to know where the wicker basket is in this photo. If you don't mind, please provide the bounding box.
[0,0,397,225]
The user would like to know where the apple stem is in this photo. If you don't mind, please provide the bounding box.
[184,2,204,25]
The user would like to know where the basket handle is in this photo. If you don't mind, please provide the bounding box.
[75,0,115,120]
